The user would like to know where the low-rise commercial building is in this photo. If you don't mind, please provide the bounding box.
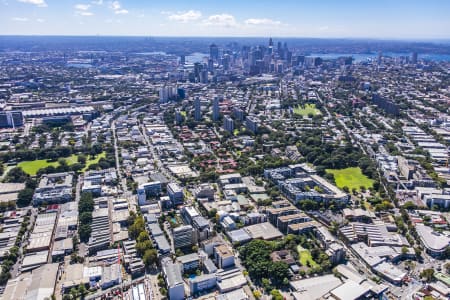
[33,172,74,205]
[415,224,450,257]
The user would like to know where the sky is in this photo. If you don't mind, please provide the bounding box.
[1,0,450,39]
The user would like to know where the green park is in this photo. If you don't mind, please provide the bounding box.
[297,246,318,268]
[326,167,374,191]
[293,103,320,117]
[17,152,106,175]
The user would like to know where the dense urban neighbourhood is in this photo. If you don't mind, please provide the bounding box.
[0,37,449,300]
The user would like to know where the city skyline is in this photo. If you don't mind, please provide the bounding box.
[1,0,450,39]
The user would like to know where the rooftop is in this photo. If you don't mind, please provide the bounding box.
[415,224,450,252]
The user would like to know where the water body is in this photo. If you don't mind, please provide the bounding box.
[135,51,168,55]
[309,52,450,62]
[67,63,93,68]
[186,52,208,63]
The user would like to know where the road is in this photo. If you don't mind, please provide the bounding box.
[75,174,83,202]
[139,121,178,184]
[111,120,128,194]
[10,207,37,278]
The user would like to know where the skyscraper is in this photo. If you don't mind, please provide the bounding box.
[212,97,220,121]
[411,52,418,64]
[194,97,202,121]
[180,55,185,65]
[210,44,219,61]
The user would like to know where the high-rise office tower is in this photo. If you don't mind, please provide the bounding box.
[411,52,418,64]
[180,55,185,65]
[210,44,219,61]
[194,97,202,121]
[269,37,273,47]
[200,69,208,84]
[212,97,220,121]
[208,59,214,72]
[222,54,230,71]
[377,51,382,65]
[194,62,202,82]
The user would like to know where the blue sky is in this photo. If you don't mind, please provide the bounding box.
[1,0,450,38]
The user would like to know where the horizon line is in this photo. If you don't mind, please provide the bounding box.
[1,34,450,43]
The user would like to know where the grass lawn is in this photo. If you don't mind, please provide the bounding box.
[293,103,320,117]
[18,159,64,176]
[17,152,106,175]
[326,167,374,191]
[82,152,107,172]
[297,246,318,268]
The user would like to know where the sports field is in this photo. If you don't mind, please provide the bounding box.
[17,152,106,175]
[293,103,320,116]
[326,167,374,191]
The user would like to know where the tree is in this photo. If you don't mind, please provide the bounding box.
[78,284,87,298]
[72,235,79,251]
[270,289,284,300]
[143,249,158,267]
[403,201,417,210]
[420,268,435,282]
[70,288,79,299]
[58,158,68,168]
[79,212,92,225]
[78,154,87,165]
[137,231,150,243]
[3,167,29,183]
[444,262,450,274]
[78,192,94,213]
[414,247,422,258]
[136,240,153,256]
[129,216,146,240]
[207,208,218,219]
[401,246,408,255]
[269,262,290,286]
[17,188,34,207]
[79,224,92,242]
[253,290,262,299]
[261,278,272,292]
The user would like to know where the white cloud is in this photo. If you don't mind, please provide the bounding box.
[12,17,29,21]
[167,10,202,23]
[115,9,128,14]
[36,18,45,22]
[78,11,93,16]
[91,0,102,4]
[17,0,46,7]
[204,14,237,27]
[110,1,120,10]
[75,3,93,16]
[244,18,282,26]
[75,4,90,11]
[110,1,128,14]
[319,25,329,31]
